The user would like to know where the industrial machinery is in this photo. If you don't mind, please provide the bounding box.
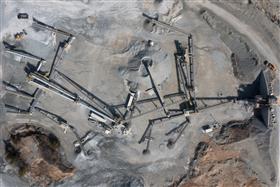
[142,13,189,36]
[3,21,278,158]
[32,17,75,78]
[141,57,169,116]
[55,70,116,119]
[3,41,46,69]
[73,130,97,154]
[27,72,116,124]
[166,114,190,149]
[3,81,33,99]
[32,17,73,37]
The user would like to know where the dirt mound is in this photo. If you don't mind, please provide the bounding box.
[28,159,73,187]
[181,142,263,187]
[172,119,267,187]
[201,143,240,163]
[214,120,251,145]
[201,10,262,83]
[119,41,171,93]
[4,124,74,187]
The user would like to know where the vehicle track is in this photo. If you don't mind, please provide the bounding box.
[195,1,279,66]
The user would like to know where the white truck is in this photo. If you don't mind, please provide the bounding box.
[201,122,220,134]
[201,114,220,134]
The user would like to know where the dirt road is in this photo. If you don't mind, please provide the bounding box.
[195,1,280,66]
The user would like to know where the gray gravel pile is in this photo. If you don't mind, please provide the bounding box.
[201,10,264,83]
[118,41,171,93]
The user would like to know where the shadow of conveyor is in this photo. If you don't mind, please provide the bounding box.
[195,72,267,101]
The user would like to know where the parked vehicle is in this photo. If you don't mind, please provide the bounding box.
[201,122,220,134]
[201,114,220,134]
[17,13,29,19]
